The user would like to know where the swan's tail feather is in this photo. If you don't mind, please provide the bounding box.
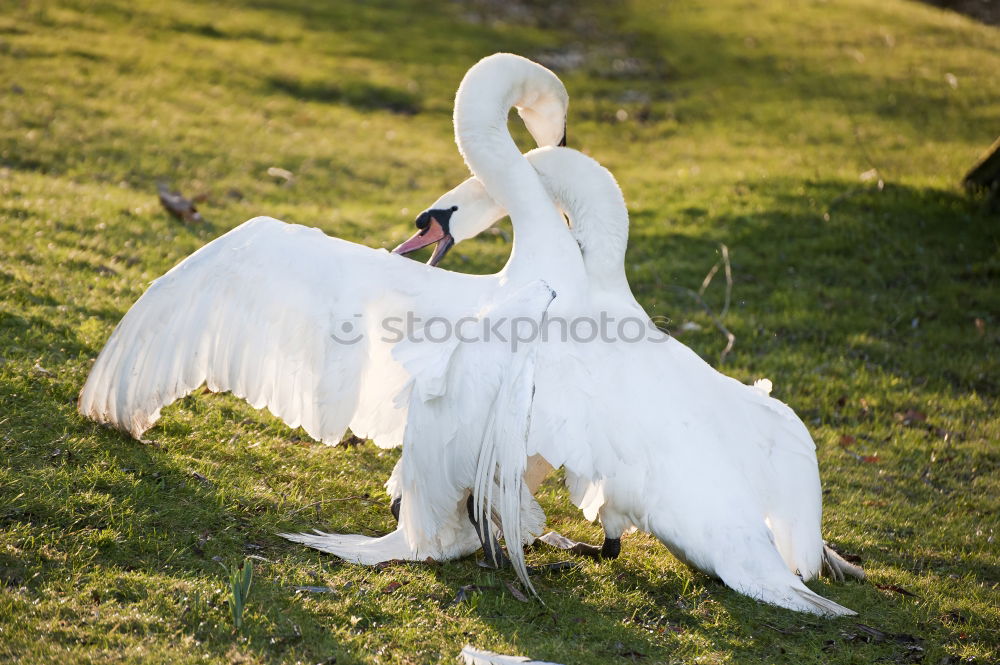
[473,367,534,594]
[279,528,418,564]
[732,577,857,617]
[703,521,858,617]
[822,544,866,582]
[459,646,564,665]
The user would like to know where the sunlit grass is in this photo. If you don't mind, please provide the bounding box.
[1,0,998,663]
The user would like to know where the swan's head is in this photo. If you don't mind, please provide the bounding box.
[511,55,569,148]
[392,177,504,266]
[517,92,568,148]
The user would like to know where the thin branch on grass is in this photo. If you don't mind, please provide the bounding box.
[698,262,720,297]
[833,70,889,189]
[681,243,735,365]
[672,286,735,365]
[819,74,889,222]
[697,244,733,319]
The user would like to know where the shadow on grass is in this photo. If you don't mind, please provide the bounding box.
[266,75,420,115]
[0,388,365,661]
[628,178,997,395]
[170,19,285,44]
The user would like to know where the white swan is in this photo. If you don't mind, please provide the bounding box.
[349,53,593,591]
[464,146,867,614]
[522,155,866,613]
[308,144,863,615]
[77,54,580,569]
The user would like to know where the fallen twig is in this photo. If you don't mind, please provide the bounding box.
[671,285,735,365]
[683,244,735,364]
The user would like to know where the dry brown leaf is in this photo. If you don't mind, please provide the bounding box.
[157,183,204,223]
[875,583,920,598]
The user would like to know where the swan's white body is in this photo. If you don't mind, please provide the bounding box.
[360,54,590,589]
[78,53,860,615]
[310,145,860,615]
[513,149,861,614]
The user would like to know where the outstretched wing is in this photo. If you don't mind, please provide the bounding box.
[78,216,427,446]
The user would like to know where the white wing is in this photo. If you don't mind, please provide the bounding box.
[78,216,480,447]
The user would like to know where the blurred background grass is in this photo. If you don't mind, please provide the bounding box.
[0,0,997,663]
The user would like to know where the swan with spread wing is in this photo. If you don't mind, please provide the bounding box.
[79,54,581,566]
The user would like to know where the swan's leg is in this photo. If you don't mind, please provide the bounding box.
[466,494,508,568]
[552,538,614,559]
[385,459,403,523]
[595,506,631,560]
[557,534,619,559]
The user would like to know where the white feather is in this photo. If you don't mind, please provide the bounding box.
[459,646,564,665]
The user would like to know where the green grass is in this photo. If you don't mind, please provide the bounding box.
[1,0,998,663]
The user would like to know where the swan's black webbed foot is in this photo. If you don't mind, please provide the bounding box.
[389,497,401,523]
[601,536,621,560]
[466,494,508,568]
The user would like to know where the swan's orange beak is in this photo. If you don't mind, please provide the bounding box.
[392,208,457,266]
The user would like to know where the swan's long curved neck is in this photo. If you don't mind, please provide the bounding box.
[527,148,632,294]
[453,55,583,284]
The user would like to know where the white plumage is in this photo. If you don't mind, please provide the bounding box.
[290,54,591,585]
[412,145,864,614]
[79,218,467,448]
[306,141,863,614]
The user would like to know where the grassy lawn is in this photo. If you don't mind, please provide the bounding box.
[1,0,998,663]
